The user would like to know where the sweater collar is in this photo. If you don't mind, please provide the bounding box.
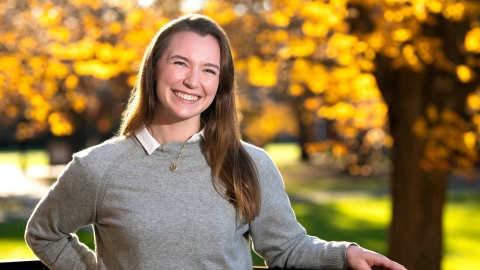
[135,125,204,155]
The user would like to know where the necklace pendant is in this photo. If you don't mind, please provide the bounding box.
[170,164,178,172]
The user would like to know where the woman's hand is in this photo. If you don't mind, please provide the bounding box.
[346,245,407,270]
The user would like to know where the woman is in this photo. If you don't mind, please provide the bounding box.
[26,14,405,270]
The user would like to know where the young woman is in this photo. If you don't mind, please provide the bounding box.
[26,14,406,270]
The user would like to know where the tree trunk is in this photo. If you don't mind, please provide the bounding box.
[375,61,447,270]
[388,114,447,270]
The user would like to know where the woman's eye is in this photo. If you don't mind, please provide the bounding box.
[174,61,187,67]
[205,69,217,75]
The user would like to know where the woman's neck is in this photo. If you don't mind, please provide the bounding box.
[149,117,201,144]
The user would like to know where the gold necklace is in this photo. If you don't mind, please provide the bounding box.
[150,125,188,172]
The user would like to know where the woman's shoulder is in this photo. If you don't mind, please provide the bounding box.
[72,136,140,168]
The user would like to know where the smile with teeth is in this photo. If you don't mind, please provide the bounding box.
[174,91,199,101]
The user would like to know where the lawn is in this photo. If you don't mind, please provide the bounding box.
[1,145,479,270]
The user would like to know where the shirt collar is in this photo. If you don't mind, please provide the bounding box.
[135,125,204,155]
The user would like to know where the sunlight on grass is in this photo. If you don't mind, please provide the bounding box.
[291,198,390,255]
[264,143,301,166]
[442,192,480,270]
[0,150,49,166]
[334,197,391,227]
[0,239,36,260]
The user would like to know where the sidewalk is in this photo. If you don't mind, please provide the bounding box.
[0,164,64,222]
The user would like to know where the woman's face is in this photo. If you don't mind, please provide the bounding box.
[154,31,221,126]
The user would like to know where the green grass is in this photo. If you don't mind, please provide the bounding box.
[0,220,94,261]
[0,221,36,260]
[0,150,49,166]
[253,191,480,269]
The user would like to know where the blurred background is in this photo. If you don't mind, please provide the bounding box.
[0,0,479,269]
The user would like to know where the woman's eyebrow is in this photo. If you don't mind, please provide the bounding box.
[169,54,220,71]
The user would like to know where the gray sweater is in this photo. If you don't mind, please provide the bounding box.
[25,135,352,269]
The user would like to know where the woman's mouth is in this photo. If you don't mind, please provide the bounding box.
[173,91,199,101]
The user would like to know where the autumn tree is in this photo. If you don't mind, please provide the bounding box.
[348,1,480,269]
[202,0,480,269]
[0,0,176,151]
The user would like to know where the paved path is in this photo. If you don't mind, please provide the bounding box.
[0,165,52,198]
[0,164,64,222]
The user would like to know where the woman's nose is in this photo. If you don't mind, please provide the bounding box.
[184,70,200,89]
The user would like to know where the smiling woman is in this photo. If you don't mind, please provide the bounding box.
[24,14,405,270]
[152,31,220,129]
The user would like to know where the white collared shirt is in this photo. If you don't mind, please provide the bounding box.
[135,125,204,155]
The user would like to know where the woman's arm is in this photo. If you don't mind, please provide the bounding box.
[25,154,98,270]
[247,147,352,269]
[248,145,406,270]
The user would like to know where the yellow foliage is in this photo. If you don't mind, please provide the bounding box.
[64,74,79,89]
[96,43,116,62]
[43,81,58,97]
[267,10,290,27]
[319,102,356,121]
[109,21,123,35]
[443,3,465,21]
[467,92,480,111]
[412,117,428,138]
[38,7,62,27]
[202,0,236,25]
[352,74,379,99]
[392,28,412,42]
[456,65,475,83]
[126,9,144,26]
[302,21,329,38]
[367,33,386,51]
[242,100,298,145]
[288,83,304,97]
[47,26,71,42]
[413,3,429,21]
[70,0,101,9]
[332,143,348,157]
[402,44,423,71]
[291,58,311,82]
[308,65,328,94]
[246,57,278,87]
[50,39,96,60]
[383,135,394,148]
[329,33,358,53]
[125,29,157,46]
[20,37,38,50]
[74,60,119,80]
[45,61,69,79]
[127,75,137,87]
[427,0,444,14]
[464,28,480,53]
[32,107,50,122]
[426,104,439,123]
[463,131,477,149]
[289,37,317,57]
[48,112,74,136]
[304,97,322,111]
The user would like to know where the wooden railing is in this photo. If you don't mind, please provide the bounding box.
[0,259,49,269]
[0,259,317,269]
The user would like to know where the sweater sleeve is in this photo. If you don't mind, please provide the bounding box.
[249,151,352,269]
[25,154,98,270]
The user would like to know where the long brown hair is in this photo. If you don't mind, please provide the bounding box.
[119,14,260,223]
